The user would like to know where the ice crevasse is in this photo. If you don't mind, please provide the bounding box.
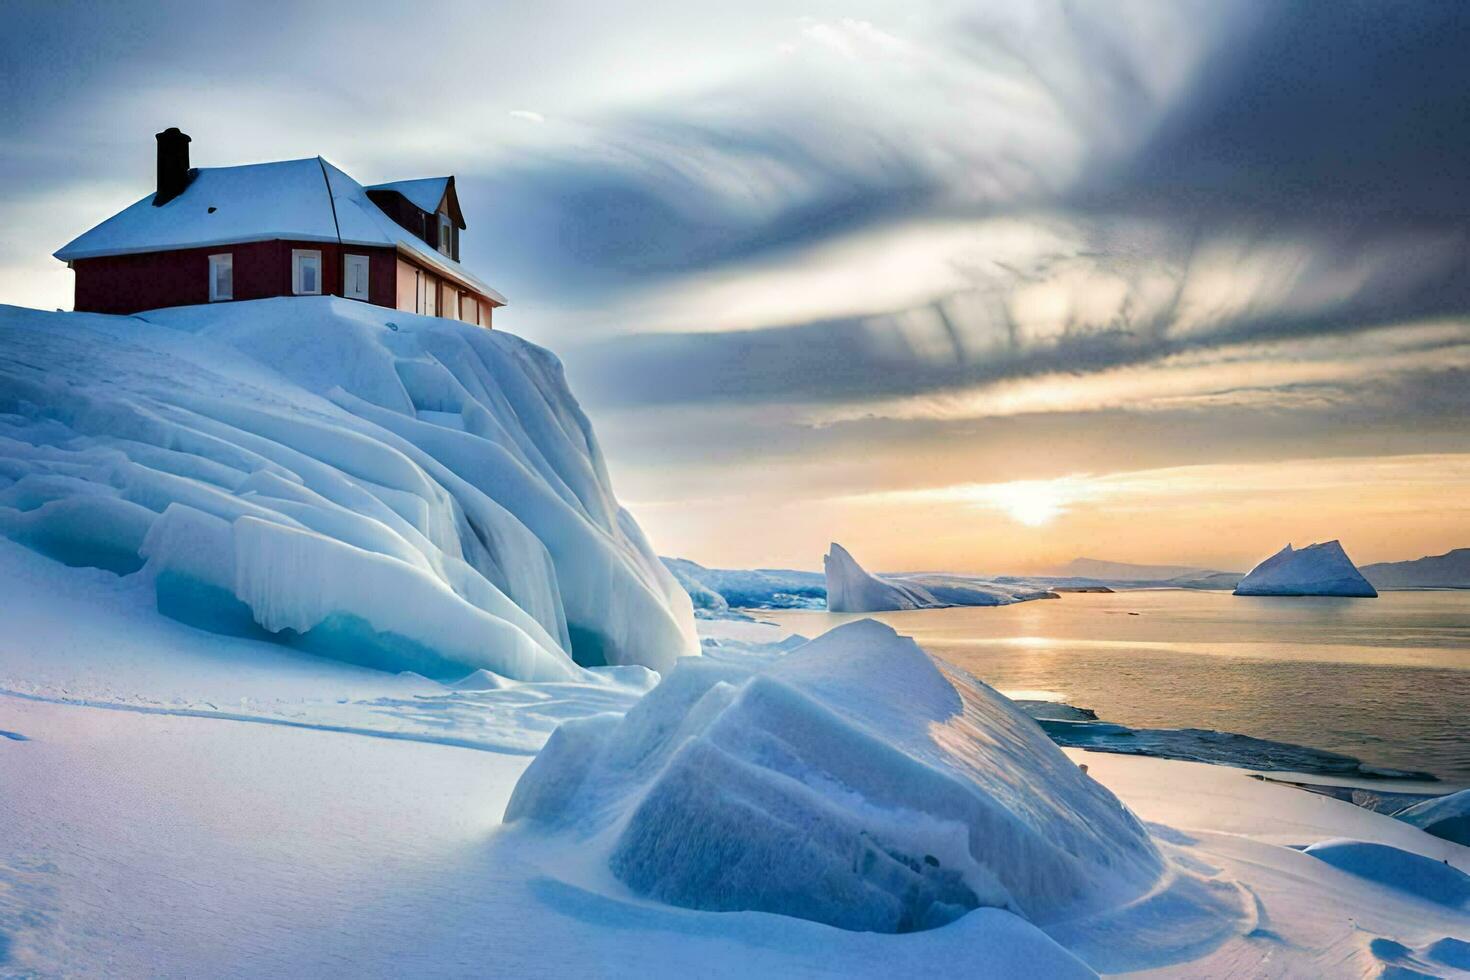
[0,298,697,680]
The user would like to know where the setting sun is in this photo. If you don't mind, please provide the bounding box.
[978,479,1075,526]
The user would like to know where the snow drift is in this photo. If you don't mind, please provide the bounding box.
[0,299,696,680]
[824,542,1055,612]
[1396,789,1470,846]
[1233,540,1378,597]
[506,619,1245,942]
[1302,839,1470,909]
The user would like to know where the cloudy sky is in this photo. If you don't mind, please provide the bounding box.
[4,0,1468,572]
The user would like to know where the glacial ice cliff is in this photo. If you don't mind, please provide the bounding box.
[1233,540,1378,597]
[0,298,697,680]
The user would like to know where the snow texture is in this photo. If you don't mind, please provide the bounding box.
[52,158,504,302]
[505,619,1243,942]
[1302,839,1470,909]
[0,299,695,681]
[1233,540,1379,597]
[823,541,1056,612]
[1396,789,1470,847]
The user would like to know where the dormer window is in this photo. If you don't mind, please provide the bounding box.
[437,213,453,256]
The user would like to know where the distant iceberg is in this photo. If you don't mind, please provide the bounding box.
[1233,540,1378,597]
[825,542,935,611]
[661,557,825,612]
[824,542,1055,612]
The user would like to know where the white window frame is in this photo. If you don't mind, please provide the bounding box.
[208,253,233,302]
[291,249,323,296]
[343,253,370,301]
[437,214,453,256]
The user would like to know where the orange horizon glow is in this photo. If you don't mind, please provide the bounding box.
[631,453,1470,575]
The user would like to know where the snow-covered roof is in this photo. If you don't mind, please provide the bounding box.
[365,177,450,215]
[55,158,504,305]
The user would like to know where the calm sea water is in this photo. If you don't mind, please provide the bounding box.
[759,590,1470,786]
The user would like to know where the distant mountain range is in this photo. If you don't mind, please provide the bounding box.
[1361,548,1470,589]
[1052,558,1233,582]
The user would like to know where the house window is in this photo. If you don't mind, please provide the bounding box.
[437,214,452,257]
[208,253,233,302]
[292,249,322,295]
[343,254,370,301]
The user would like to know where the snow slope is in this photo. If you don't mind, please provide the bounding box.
[506,620,1249,957]
[1233,540,1378,597]
[823,542,1055,612]
[1396,788,1470,846]
[0,299,695,680]
[4,594,1466,976]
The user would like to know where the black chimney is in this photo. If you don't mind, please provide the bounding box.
[153,127,193,206]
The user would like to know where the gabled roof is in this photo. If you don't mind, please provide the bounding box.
[55,158,503,304]
[366,176,466,229]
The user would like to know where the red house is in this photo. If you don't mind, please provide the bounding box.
[55,128,505,325]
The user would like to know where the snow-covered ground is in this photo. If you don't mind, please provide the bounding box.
[4,302,1466,977]
[5,566,1467,977]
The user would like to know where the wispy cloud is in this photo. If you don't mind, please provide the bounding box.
[3,0,1468,567]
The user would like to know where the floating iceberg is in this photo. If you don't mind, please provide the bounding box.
[824,542,1055,612]
[1233,540,1378,597]
[0,299,696,680]
[506,619,1244,942]
[824,542,934,611]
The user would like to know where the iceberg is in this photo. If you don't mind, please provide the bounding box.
[824,542,935,611]
[1232,540,1378,597]
[0,299,697,679]
[662,556,825,611]
[506,619,1244,940]
[824,542,1056,612]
